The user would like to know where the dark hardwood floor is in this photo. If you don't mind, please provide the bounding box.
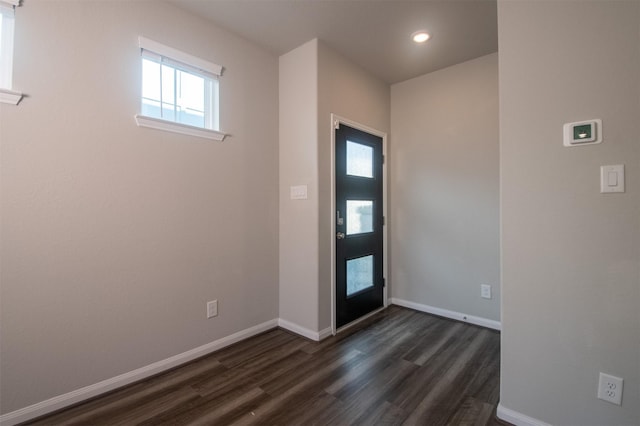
[27,306,506,426]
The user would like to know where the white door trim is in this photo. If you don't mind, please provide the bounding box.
[330,114,388,335]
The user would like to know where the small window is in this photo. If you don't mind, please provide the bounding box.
[346,200,374,235]
[134,37,226,141]
[346,140,374,178]
[0,0,22,105]
[346,255,374,297]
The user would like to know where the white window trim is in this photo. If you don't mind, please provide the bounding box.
[0,88,22,105]
[0,0,23,105]
[135,36,227,140]
[134,114,226,141]
[138,37,222,78]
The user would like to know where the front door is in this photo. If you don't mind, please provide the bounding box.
[335,123,384,328]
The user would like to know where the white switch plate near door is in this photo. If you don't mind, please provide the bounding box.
[290,185,308,200]
[481,284,492,299]
[600,165,624,193]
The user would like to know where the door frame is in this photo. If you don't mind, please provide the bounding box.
[330,113,388,335]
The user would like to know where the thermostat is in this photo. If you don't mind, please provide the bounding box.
[563,119,602,147]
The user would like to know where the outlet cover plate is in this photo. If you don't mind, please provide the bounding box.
[207,300,218,318]
[598,372,623,405]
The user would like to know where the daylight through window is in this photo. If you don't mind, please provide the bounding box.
[0,0,17,90]
[136,37,225,140]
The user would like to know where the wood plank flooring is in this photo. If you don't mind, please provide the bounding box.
[27,306,506,426]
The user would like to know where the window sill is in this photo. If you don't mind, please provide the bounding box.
[134,114,227,141]
[0,88,24,105]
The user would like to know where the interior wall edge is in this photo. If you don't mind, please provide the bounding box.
[277,318,332,341]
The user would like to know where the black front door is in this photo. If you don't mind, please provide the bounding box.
[335,123,384,328]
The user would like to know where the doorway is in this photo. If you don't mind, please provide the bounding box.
[332,116,386,330]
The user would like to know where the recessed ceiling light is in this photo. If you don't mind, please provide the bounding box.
[412,31,431,44]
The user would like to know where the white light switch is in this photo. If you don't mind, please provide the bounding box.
[601,165,624,193]
[290,185,308,200]
[481,284,492,299]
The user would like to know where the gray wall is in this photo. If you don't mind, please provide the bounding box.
[0,0,279,414]
[499,1,639,425]
[278,39,320,332]
[390,53,500,322]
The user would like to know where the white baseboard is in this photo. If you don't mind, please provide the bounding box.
[497,403,552,426]
[277,318,331,342]
[0,319,278,426]
[318,326,333,340]
[390,298,501,331]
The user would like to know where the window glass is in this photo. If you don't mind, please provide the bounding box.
[346,200,373,235]
[347,255,374,296]
[139,38,221,132]
[346,141,374,178]
[141,55,216,130]
[0,2,16,90]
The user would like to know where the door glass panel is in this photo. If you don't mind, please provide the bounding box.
[347,200,373,235]
[346,141,374,178]
[347,255,374,296]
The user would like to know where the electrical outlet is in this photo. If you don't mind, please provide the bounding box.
[481,284,492,299]
[598,372,623,405]
[207,300,218,319]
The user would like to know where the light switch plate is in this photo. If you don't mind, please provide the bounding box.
[481,284,492,299]
[600,165,624,193]
[290,185,308,200]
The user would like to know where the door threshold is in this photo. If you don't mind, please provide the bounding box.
[335,306,386,335]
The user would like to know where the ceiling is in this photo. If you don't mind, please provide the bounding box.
[169,0,498,84]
